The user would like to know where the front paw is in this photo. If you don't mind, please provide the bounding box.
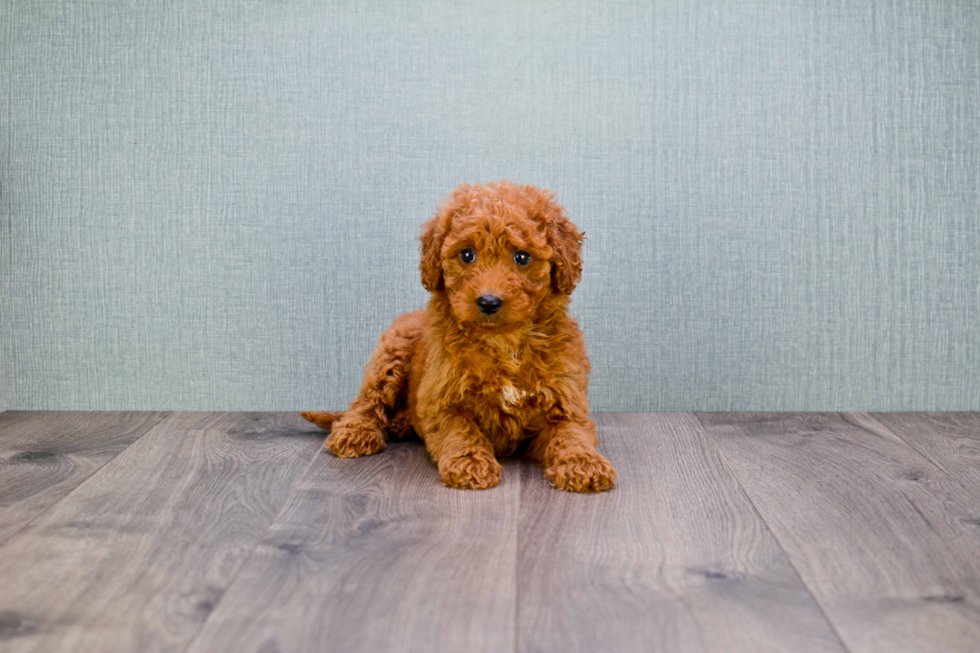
[439,449,502,490]
[544,452,616,493]
[326,422,386,458]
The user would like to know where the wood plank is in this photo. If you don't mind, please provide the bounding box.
[869,412,980,496]
[0,412,323,653]
[698,412,980,653]
[185,441,519,653]
[517,413,845,653]
[0,411,169,545]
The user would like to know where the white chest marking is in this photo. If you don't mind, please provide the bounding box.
[500,384,529,412]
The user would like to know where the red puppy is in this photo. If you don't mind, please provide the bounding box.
[302,181,615,492]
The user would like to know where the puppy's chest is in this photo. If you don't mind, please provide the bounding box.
[463,337,551,427]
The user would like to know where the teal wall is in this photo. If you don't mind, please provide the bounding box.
[2,1,978,411]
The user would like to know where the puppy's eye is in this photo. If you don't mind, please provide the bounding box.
[513,251,531,266]
[460,248,476,264]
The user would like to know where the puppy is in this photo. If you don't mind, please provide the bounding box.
[301,181,615,492]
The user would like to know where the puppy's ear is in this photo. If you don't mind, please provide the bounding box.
[419,190,465,292]
[526,186,583,294]
[419,215,448,291]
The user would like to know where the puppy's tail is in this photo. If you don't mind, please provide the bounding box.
[299,411,344,431]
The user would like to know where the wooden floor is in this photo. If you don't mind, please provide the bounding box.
[0,412,978,652]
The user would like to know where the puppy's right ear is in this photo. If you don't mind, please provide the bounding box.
[420,190,466,292]
[419,214,449,291]
[421,185,474,291]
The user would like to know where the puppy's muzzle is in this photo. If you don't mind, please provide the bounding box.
[476,295,503,315]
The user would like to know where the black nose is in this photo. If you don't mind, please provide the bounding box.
[476,295,503,315]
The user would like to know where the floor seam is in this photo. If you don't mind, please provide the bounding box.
[692,412,857,653]
[178,439,326,653]
[859,412,973,490]
[0,410,173,549]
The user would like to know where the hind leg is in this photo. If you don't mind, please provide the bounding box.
[326,311,422,458]
[326,402,388,458]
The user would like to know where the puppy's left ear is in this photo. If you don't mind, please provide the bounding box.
[527,186,584,294]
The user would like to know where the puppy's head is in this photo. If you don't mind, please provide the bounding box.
[419,181,583,331]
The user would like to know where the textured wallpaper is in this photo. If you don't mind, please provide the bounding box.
[1,0,978,411]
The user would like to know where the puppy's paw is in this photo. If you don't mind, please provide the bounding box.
[326,422,386,458]
[439,449,502,490]
[544,452,616,493]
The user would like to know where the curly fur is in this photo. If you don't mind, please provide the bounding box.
[301,181,616,492]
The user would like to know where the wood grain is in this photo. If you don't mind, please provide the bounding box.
[516,413,845,653]
[5,411,977,653]
[0,412,323,653]
[698,412,980,653]
[0,411,169,545]
[869,412,980,496]
[186,441,519,653]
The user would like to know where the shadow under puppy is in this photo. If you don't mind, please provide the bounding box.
[302,181,616,492]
